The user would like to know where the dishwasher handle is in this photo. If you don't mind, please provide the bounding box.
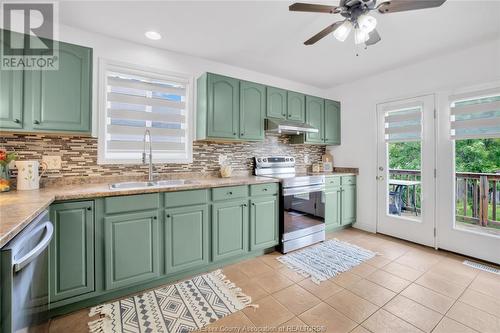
[13,221,54,273]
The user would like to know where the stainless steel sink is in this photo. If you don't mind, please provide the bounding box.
[109,179,199,190]
[109,181,157,190]
[156,179,199,187]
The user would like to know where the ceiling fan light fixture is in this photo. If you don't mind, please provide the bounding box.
[354,28,369,44]
[357,14,377,33]
[333,20,352,42]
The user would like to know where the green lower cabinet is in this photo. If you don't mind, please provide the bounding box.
[212,200,249,262]
[49,201,94,302]
[104,211,160,290]
[324,189,341,229]
[165,205,209,274]
[250,196,279,250]
[342,184,357,224]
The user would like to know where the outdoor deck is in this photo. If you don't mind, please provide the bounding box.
[389,169,500,236]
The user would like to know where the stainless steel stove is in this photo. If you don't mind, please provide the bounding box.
[255,156,326,253]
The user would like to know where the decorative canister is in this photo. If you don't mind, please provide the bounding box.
[15,160,47,190]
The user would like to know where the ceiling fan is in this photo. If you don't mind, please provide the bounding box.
[290,0,447,47]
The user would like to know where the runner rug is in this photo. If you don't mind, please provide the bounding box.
[88,269,254,333]
[278,238,377,284]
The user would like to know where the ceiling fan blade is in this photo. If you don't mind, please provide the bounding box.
[289,2,340,14]
[365,29,381,46]
[304,21,342,45]
[378,0,446,14]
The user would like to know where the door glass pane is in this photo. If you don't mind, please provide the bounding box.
[388,141,422,220]
[455,138,500,236]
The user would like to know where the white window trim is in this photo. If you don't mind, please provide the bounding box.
[97,58,194,165]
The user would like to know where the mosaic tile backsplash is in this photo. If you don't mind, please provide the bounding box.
[1,133,325,185]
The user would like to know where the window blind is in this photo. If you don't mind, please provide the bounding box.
[103,70,190,162]
[450,89,500,140]
[384,107,422,142]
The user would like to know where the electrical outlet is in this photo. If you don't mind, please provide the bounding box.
[304,155,310,164]
[218,154,227,165]
[42,155,61,170]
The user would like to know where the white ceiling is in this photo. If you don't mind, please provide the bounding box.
[59,0,500,89]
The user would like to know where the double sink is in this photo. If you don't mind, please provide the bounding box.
[109,179,199,190]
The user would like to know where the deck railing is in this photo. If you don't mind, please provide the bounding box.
[388,169,421,213]
[388,169,500,226]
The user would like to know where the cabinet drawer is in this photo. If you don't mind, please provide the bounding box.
[104,193,159,214]
[164,189,208,208]
[342,176,356,185]
[325,176,341,188]
[212,185,248,201]
[250,183,278,196]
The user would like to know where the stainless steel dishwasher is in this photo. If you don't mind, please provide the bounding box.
[1,210,53,333]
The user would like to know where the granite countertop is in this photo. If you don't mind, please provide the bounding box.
[0,175,279,248]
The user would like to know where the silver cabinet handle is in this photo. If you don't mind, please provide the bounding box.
[13,221,54,272]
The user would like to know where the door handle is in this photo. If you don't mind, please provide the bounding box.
[13,222,54,272]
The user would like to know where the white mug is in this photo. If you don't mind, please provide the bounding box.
[15,160,47,190]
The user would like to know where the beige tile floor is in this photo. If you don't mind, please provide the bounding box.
[49,228,500,333]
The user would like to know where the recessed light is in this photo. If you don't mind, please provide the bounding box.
[145,31,162,40]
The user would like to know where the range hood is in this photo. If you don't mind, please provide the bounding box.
[265,118,319,135]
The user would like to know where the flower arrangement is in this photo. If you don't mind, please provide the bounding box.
[0,150,17,192]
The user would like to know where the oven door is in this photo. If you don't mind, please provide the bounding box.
[283,184,325,217]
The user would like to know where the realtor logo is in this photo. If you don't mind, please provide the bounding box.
[1,2,59,70]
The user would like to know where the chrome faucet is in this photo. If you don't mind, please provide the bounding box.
[142,129,154,182]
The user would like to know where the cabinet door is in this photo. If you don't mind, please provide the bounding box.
[342,184,357,225]
[266,87,287,119]
[0,31,24,129]
[104,211,160,290]
[250,196,278,251]
[240,81,265,140]
[324,100,341,145]
[212,200,249,262]
[207,73,239,139]
[165,205,209,274]
[305,96,324,143]
[50,201,94,302]
[324,190,341,228]
[25,41,92,133]
[0,70,23,129]
[287,91,305,122]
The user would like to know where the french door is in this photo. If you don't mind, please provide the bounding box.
[376,95,436,247]
[436,86,500,264]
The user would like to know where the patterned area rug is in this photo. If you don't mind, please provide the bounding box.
[88,270,254,333]
[278,239,377,284]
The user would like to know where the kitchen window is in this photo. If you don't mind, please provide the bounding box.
[98,60,193,164]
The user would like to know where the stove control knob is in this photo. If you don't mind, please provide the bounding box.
[285,157,289,161]
[257,158,261,162]
[263,158,268,162]
[290,157,294,162]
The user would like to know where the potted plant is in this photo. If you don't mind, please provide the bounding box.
[0,150,18,192]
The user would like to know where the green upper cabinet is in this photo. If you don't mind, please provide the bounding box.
[0,70,23,129]
[305,95,324,143]
[197,73,239,140]
[324,100,341,145]
[266,87,287,120]
[24,41,92,133]
[49,201,95,303]
[104,210,160,290]
[212,199,249,262]
[250,196,278,251]
[240,81,265,140]
[197,73,265,142]
[165,204,209,274]
[287,91,305,122]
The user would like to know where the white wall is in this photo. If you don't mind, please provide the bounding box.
[55,24,330,135]
[326,38,500,233]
